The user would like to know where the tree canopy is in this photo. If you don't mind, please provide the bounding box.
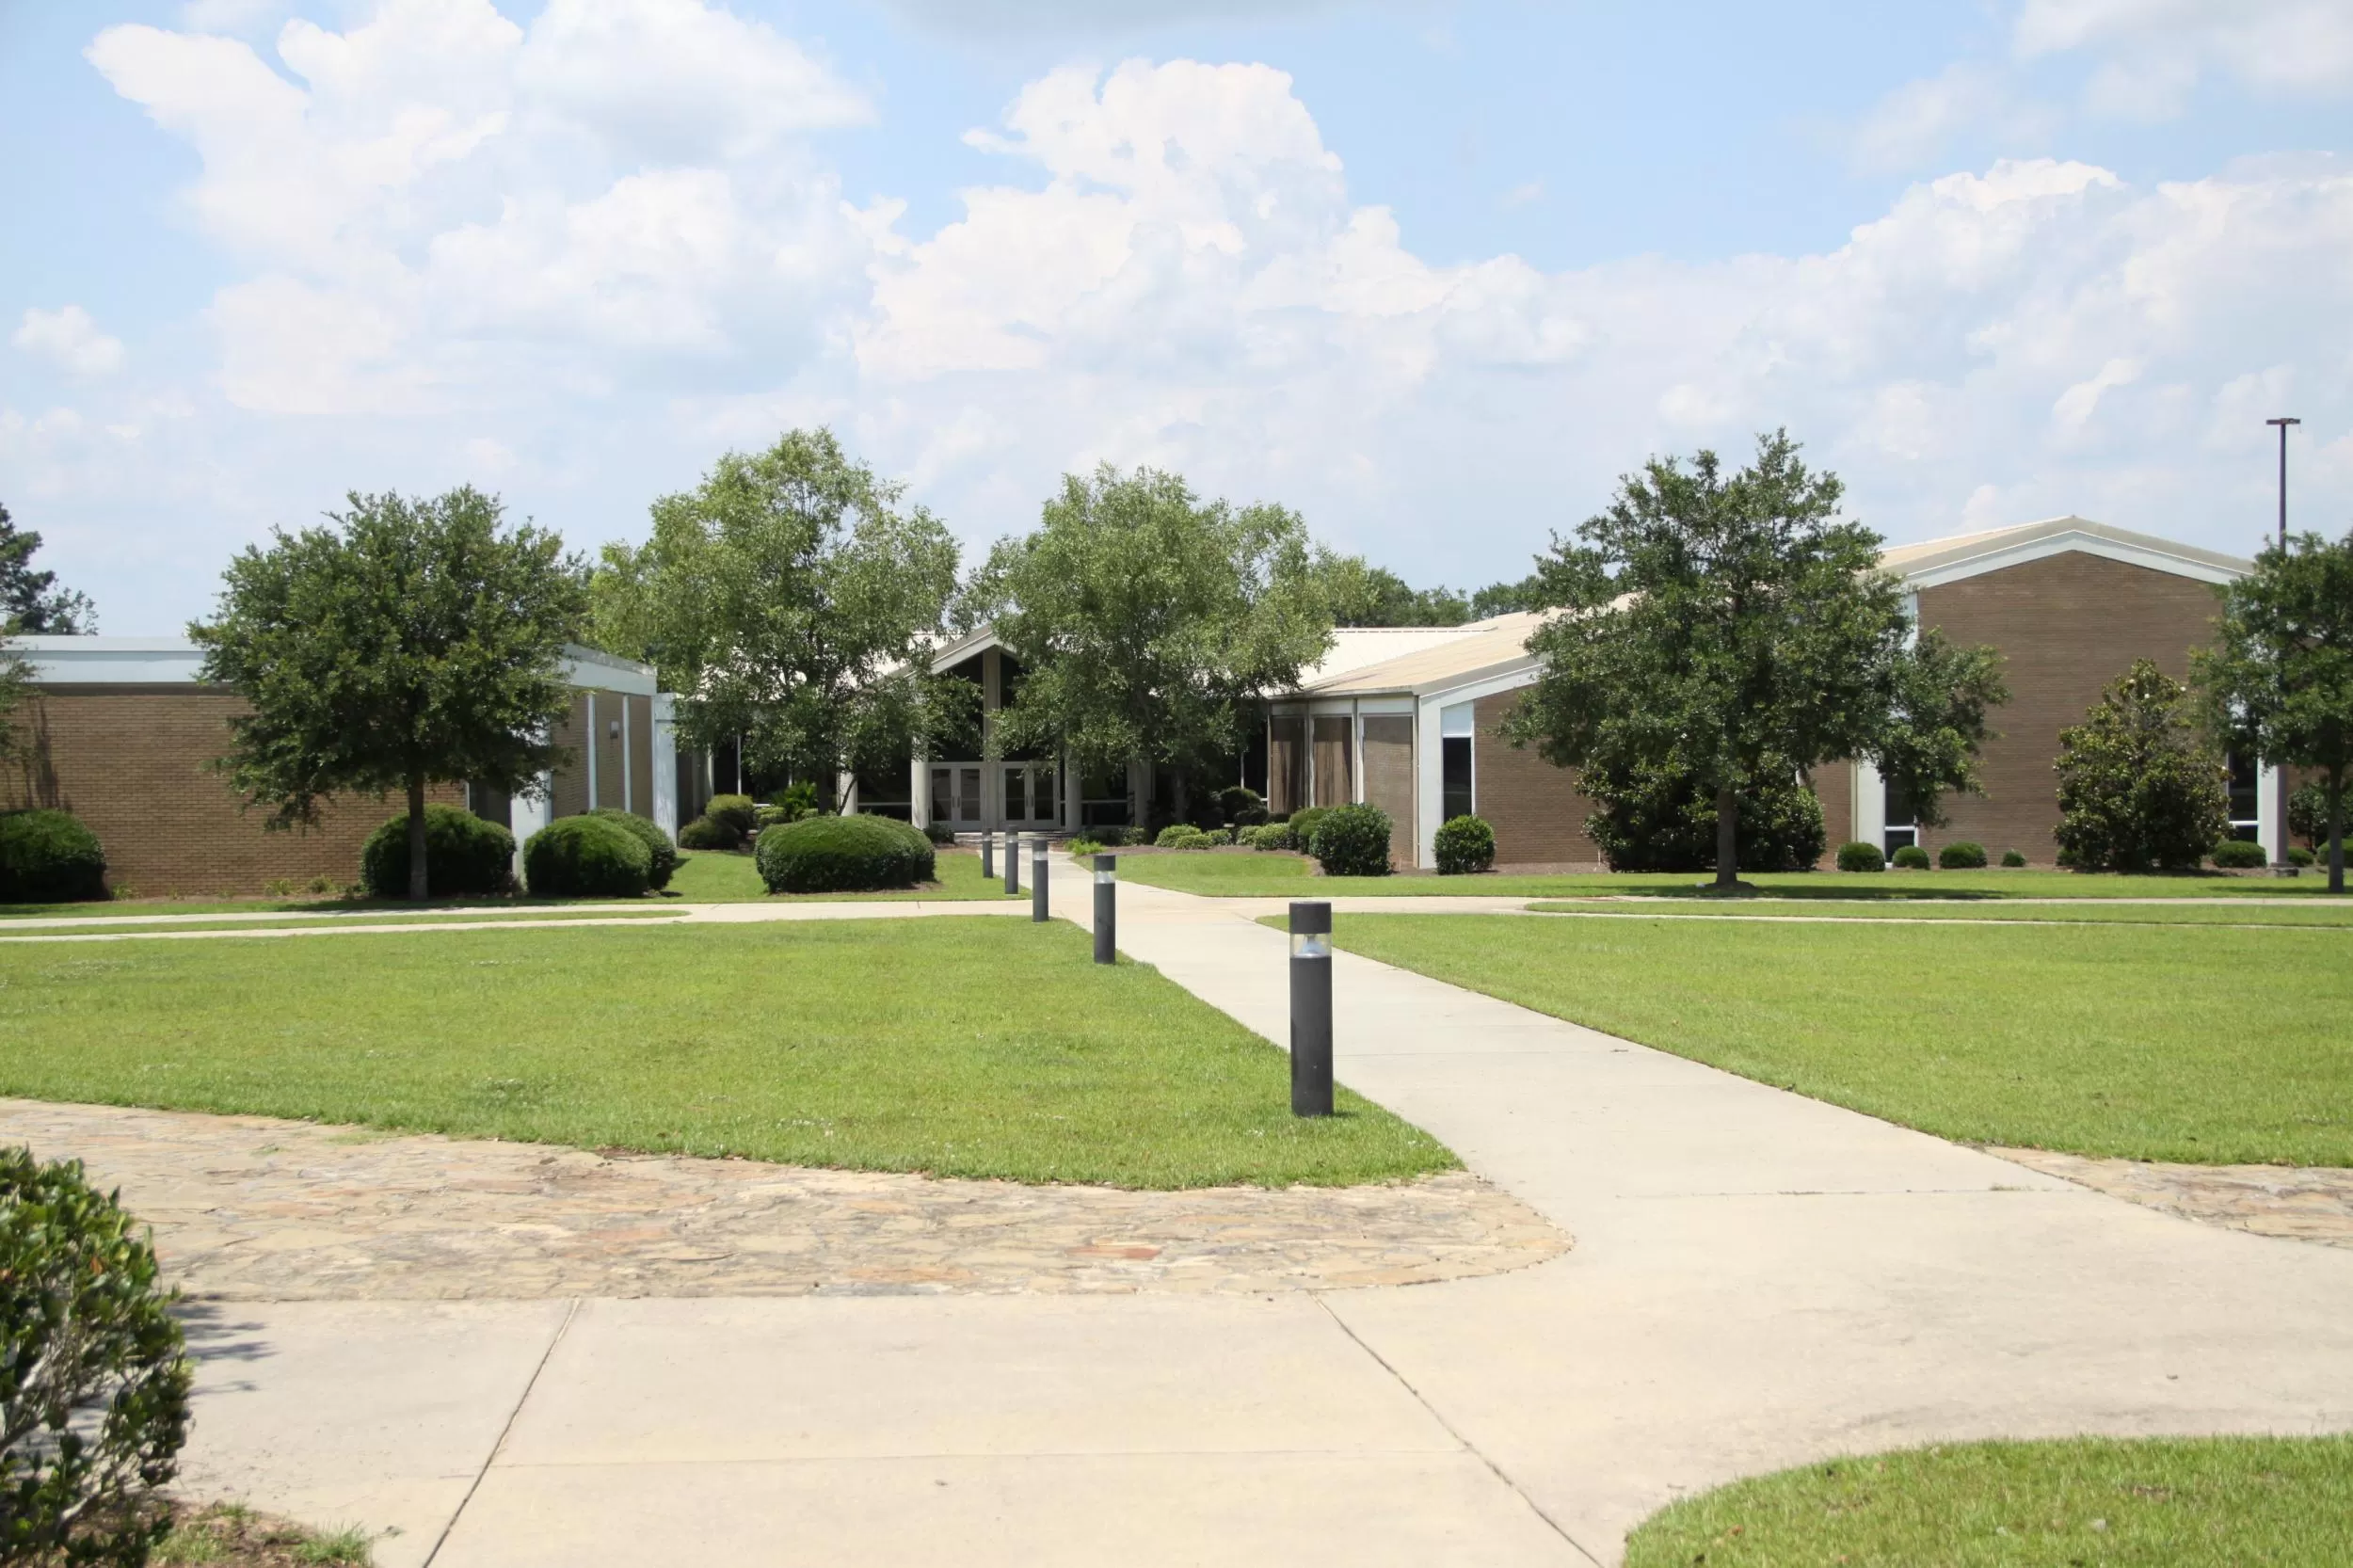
[0,501,95,633]
[189,488,587,899]
[1506,431,2006,887]
[973,464,1333,818]
[589,428,965,794]
[2055,660,2229,872]
[1308,555,1472,627]
[2196,529,2353,892]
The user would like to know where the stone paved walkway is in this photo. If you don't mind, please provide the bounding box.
[1996,1146,2353,1249]
[0,1099,1564,1301]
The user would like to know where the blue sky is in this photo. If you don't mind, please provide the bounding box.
[3,0,2348,632]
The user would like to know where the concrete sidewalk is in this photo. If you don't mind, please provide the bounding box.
[167,856,2353,1567]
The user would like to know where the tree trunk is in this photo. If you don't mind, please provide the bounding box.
[1714,782,1739,888]
[2330,774,2345,897]
[407,774,429,903]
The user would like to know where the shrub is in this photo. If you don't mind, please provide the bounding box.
[678,815,737,851]
[1891,844,1931,869]
[704,793,759,840]
[1433,815,1496,875]
[1155,824,1212,850]
[360,804,515,898]
[921,821,957,847]
[1581,757,1827,873]
[0,808,107,904]
[1217,785,1268,828]
[590,809,678,890]
[2289,780,2332,851]
[2001,849,2027,868]
[1064,837,1104,857]
[1835,840,1885,872]
[0,1148,192,1567]
[1312,803,1393,876]
[772,781,821,822]
[1937,840,1988,870]
[523,814,651,898]
[2053,660,2228,872]
[2211,838,2268,869]
[2287,845,2316,867]
[1287,807,1333,857]
[757,812,935,893]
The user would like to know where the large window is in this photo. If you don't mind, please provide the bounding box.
[2226,752,2261,842]
[1884,777,1919,856]
[1440,702,1475,823]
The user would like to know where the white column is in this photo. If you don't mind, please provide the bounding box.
[511,771,553,883]
[2258,761,2284,862]
[1062,750,1081,830]
[1352,698,1365,804]
[621,696,633,815]
[1853,760,1887,851]
[910,752,931,830]
[584,692,599,810]
[650,694,679,839]
[1415,696,1446,869]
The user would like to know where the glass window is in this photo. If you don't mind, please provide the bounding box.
[1442,737,1473,823]
[930,767,952,824]
[1005,765,1028,823]
[2226,752,2261,841]
[1884,777,1918,856]
[957,767,982,823]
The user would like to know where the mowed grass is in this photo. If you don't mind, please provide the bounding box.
[0,908,684,937]
[1118,850,2336,901]
[0,918,1450,1188]
[1311,913,2353,1164]
[1622,1436,2353,1568]
[664,845,1018,903]
[1529,899,2353,928]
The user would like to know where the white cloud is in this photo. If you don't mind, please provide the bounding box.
[12,306,127,376]
[2017,0,2353,110]
[1849,62,2055,172]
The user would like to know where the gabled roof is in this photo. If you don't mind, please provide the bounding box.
[1291,612,1550,699]
[1880,517,2251,588]
[17,637,663,696]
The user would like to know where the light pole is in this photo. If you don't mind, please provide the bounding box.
[1289,901,1334,1117]
[2267,416,2301,550]
[1032,836,1048,921]
[1093,854,1117,965]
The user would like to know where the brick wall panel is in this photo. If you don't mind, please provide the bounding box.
[1472,692,1606,869]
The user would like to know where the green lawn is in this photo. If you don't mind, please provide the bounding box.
[1307,913,2353,1164]
[0,918,1449,1189]
[0,908,684,937]
[1118,851,2334,901]
[663,845,1019,903]
[1623,1435,2353,1568]
[1529,899,2353,927]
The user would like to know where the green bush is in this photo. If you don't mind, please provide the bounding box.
[2001,849,2027,868]
[704,793,759,840]
[1937,840,1988,870]
[1247,823,1291,851]
[1835,840,1885,872]
[523,814,652,897]
[0,1148,192,1567]
[590,809,677,890]
[2289,780,2336,850]
[360,804,515,898]
[1218,786,1268,828]
[2210,838,2268,869]
[921,820,956,847]
[1287,807,1333,857]
[1891,844,1932,870]
[2054,660,2228,872]
[1581,756,1827,873]
[1155,824,1212,850]
[756,813,935,893]
[678,815,737,851]
[0,808,107,904]
[1433,815,1496,875]
[1312,803,1393,876]
[2287,845,2316,867]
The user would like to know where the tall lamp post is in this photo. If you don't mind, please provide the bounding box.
[2267,416,2301,550]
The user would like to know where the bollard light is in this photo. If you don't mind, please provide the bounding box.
[1093,854,1117,965]
[980,830,994,880]
[1032,837,1049,922]
[1005,833,1020,895]
[1289,901,1334,1117]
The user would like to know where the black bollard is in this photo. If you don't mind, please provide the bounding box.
[1093,854,1117,965]
[1032,837,1049,921]
[1006,833,1020,895]
[980,830,993,880]
[1289,901,1334,1117]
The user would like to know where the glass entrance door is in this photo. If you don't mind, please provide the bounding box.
[930,765,984,826]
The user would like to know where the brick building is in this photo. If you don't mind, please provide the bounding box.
[8,638,680,896]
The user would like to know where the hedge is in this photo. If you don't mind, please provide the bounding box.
[1937,840,1989,870]
[2210,838,2268,870]
[1312,803,1393,876]
[1155,824,1212,850]
[523,814,652,898]
[704,793,759,840]
[1891,844,1932,870]
[1287,807,1333,857]
[1834,840,1884,872]
[1433,815,1495,875]
[590,809,678,890]
[2001,849,2028,868]
[360,804,515,898]
[756,813,935,893]
[0,809,106,904]
[679,815,736,850]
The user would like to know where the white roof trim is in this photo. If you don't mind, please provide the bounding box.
[1891,522,2249,590]
[19,636,663,696]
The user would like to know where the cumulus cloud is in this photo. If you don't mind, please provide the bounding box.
[12,307,126,376]
[1849,62,2055,172]
[2016,0,2353,112]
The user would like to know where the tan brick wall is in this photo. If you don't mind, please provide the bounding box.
[1360,715,1415,868]
[1311,716,1353,808]
[549,692,589,818]
[1915,552,2227,866]
[1812,760,1854,864]
[6,687,461,897]
[1267,715,1306,818]
[1473,692,1606,868]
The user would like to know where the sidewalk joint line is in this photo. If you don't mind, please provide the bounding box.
[422,1296,581,1568]
[1312,1294,1605,1567]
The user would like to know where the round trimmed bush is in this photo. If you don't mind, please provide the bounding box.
[1155,824,1211,850]
[1937,840,1989,870]
[0,808,107,903]
[1218,785,1268,828]
[1835,840,1885,872]
[2287,845,2316,868]
[2210,838,2268,870]
[1434,815,1496,875]
[2001,849,2028,868]
[704,793,759,840]
[678,815,737,850]
[524,813,652,898]
[590,809,678,890]
[1287,807,1333,857]
[757,813,935,893]
[1312,803,1393,877]
[1891,844,1932,870]
[921,820,956,846]
[1,1147,192,1566]
[360,804,515,898]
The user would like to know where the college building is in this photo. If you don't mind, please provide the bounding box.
[8,638,680,895]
